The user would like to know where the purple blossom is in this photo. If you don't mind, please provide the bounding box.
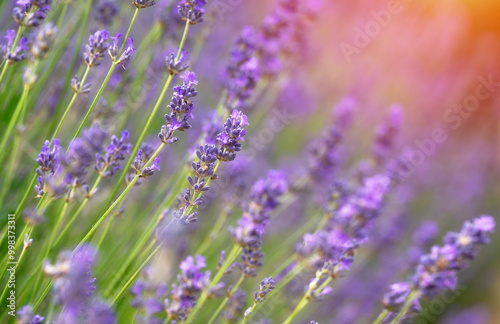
[166,50,189,75]
[177,0,206,24]
[133,0,156,9]
[131,268,168,324]
[84,29,110,67]
[382,215,495,315]
[216,110,249,161]
[159,71,198,144]
[17,305,45,324]
[95,130,133,178]
[165,255,213,321]
[94,0,119,26]
[230,171,288,277]
[223,26,260,111]
[116,38,136,68]
[133,149,161,179]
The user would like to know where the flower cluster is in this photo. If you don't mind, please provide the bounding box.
[383,215,495,316]
[94,0,119,25]
[17,305,44,324]
[158,71,198,144]
[43,244,115,323]
[108,33,136,67]
[132,149,161,179]
[223,26,260,111]
[133,0,156,9]
[31,22,57,60]
[13,0,52,27]
[296,175,391,272]
[177,0,207,24]
[95,130,132,178]
[165,255,217,321]
[216,109,249,161]
[71,74,92,94]
[371,105,403,165]
[307,96,357,183]
[230,171,288,277]
[244,277,276,318]
[131,268,168,324]
[35,126,108,198]
[34,139,61,197]
[84,29,110,67]
[166,50,189,75]
[0,30,28,63]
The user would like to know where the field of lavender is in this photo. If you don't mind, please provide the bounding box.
[1,0,499,323]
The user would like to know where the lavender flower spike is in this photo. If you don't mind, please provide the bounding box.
[178,0,207,24]
[381,215,495,320]
[84,29,110,67]
[115,38,136,68]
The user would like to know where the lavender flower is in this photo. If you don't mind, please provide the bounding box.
[17,305,44,324]
[158,71,198,144]
[31,22,57,60]
[177,0,207,24]
[223,290,247,322]
[34,139,61,197]
[307,96,357,183]
[223,27,260,111]
[230,170,288,277]
[108,32,122,60]
[131,268,168,324]
[71,74,92,94]
[165,255,212,321]
[13,0,52,27]
[95,130,132,178]
[132,150,161,179]
[216,109,249,161]
[166,50,189,75]
[371,105,403,165]
[133,0,156,9]
[115,38,136,68]
[0,30,28,63]
[296,175,391,272]
[244,277,276,317]
[84,29,110,67]
[382,215,495,316]
[94,0,119,26]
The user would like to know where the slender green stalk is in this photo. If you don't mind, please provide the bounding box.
[194,206,231,255]
[54,173,104,247]
[0,86,29,162]
[51,65,91,140]
[47,0,92,136]
[372,310,390,324]
[76,143,164,249]
[207,275,245,324]
[102,18,190,222]
[95,196,124,251]
[71,7,140,141]
[0,242,30,303]
[390,291,419,324]
[112,243,162,304]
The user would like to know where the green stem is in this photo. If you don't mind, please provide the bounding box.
[76,143,164,249]
[207,275,245,324]
[372,310,390,324]
[51,65,91,140]
[390,291,419,324]
[54,174,104,247]
[102,18,190,229]
[112,243,162,304]
[194,206,230,255]
[71,7,140,141]
[47,0,92,136]
[0,86,29,162]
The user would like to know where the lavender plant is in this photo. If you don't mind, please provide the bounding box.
[0,0,499,323]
